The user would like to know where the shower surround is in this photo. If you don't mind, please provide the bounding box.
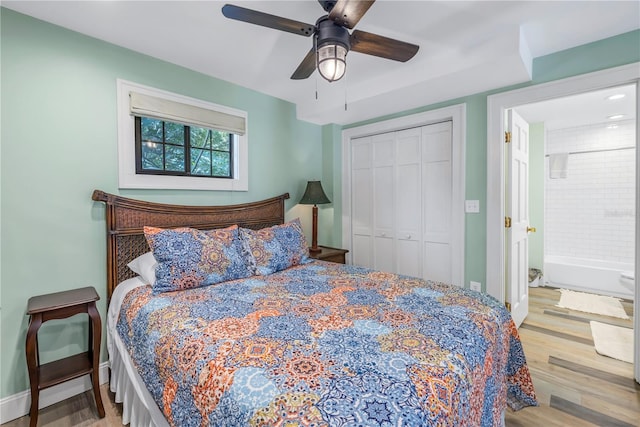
[544,119,635,299]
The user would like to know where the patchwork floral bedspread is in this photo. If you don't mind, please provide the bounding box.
[117,261,537,426]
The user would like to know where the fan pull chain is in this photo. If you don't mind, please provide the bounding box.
[344,74,348,111]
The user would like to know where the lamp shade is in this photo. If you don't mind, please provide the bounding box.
[317,43,347,82]
[299,181,331,205]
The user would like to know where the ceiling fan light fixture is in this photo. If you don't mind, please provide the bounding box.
[315,17,350,82]
[318,42,347,82]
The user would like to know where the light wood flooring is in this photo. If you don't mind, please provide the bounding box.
[505,286,637,427]
[3,286,637,426]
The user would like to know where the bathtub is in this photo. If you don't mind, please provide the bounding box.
[544,255,634,300]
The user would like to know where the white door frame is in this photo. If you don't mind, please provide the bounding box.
[486,62,640,381]
[342,104,466,287]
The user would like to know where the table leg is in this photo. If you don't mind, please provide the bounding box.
[25,314,42,427]
[87,302,105,418]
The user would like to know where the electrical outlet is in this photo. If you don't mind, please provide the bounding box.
[470,281,482,292]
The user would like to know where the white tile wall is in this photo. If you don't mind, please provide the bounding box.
[544,119,636,264]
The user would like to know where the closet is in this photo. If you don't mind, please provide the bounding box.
[349,121,454,283]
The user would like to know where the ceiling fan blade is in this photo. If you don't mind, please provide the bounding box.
[350,30,419,62]
[329,0,375,29]
[222,4,314,37]
[291,49,316,80]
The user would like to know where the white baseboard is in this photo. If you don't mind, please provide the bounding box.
[0,362,110,424]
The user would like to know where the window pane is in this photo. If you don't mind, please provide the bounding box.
[190,128,211,149]
[165,122,184,145]
[191,148,212,176]
[165,145,184,172]
[141,118,163,142]
[211,131,230,151]
[212,151,231,176]
[141,141,164,170]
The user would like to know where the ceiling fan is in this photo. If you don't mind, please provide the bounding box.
[221,0,419,82]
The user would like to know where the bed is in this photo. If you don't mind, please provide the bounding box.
[92,189,537,427]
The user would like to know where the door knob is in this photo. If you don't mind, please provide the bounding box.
[527,226,537,233]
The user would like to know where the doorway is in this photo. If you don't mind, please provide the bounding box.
[515,84,636,301]
[486,63,640,382]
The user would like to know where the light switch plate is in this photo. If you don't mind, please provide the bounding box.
[465,200,480,213]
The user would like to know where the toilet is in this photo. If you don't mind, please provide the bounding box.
[620,270,635,292]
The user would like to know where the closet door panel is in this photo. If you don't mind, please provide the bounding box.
[352,168,372,235]
[424,242,451,283]
[352,235,372,268]
[373,165,394,272]
[422,122,452,282]
[423,161,451,243]
[373,165,394,233]
[351,137,373,268]
[423,122,452,161]
[372,133,396,272]
[397,239,421,278]
[396,129,422,237]
[374,236,394,273]
[396,128,422,278]
[372,134,395,235]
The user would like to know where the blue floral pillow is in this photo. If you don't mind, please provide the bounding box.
[144,225,253,293]
[240,218,311,275]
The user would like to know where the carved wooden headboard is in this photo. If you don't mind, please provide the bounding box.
[92,190,290,301]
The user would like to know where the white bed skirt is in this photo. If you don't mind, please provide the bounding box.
[110,332,169,427]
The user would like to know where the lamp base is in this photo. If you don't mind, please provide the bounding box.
[309,205,321,254]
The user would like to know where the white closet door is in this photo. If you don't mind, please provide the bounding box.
[349,121,454,281]
[396,128,422,278]
[372,133,395,273]
[351,137,373,268]
[422,121,453,283]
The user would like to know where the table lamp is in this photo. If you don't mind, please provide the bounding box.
[299,180,331,253]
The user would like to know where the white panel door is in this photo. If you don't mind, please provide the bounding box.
[372,133,395,273]
[349,121,454,281]
[396,128,422,278]
[351,137,373,268]
[506,109,530,328]
[422,122,453,283]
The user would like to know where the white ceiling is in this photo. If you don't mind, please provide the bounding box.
[3,0,639,125]
[516,84,637,131]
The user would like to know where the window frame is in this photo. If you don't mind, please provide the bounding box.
[117,79,248,191]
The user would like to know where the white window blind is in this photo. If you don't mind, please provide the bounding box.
[129,91,246,135]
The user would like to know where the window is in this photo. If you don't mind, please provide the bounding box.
[135,117,234,178]
[117,79,248,191]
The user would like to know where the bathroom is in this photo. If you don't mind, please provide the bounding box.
[517,84,636,301]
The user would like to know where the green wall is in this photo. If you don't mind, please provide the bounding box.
[0,9,324,398]
[528,123,545,271]
[1,6,639,402]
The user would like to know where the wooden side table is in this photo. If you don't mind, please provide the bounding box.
[25,286,105,427]
[309,245,349,264]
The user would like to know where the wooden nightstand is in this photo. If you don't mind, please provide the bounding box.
[25,286,105,427]
[309,245,348,264]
